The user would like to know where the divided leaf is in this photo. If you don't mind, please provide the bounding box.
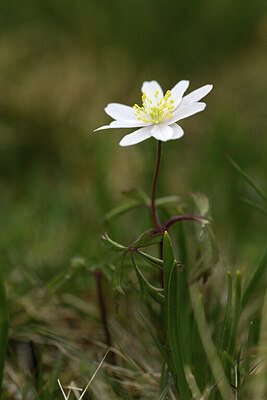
[131,254,165,304]
[101,233,127,252]
[113,253,127,294]
[131,229,163,248]
[137,250,163,269]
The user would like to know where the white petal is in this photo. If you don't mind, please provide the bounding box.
[167,102,206,124]
[94,119,147,131]
[109,120,147,128]
[94,124,113,131]
[179,84,213,108]
[119,126,152,146]
[170,124,184,140]
[151,124,173,142]
[105,103,137,120]
[141,80,164,103]
[170,80,189,107]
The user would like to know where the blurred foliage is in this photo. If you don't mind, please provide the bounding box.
[0,1,266,272]
[0,0,266,397]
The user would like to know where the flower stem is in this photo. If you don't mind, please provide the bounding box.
[150,141,164,286]
[94,270,115,364]
[163,215,204,231]
[151,140,162,231]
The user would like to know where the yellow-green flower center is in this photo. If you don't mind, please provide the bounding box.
[133,90,175,124]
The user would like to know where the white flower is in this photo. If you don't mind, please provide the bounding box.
[94,80,213,146]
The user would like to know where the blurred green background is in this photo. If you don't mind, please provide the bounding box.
[0,0,266,283]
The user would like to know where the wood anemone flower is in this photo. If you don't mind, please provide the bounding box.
[94,80,213,146]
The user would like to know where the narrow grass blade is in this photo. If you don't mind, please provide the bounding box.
[226,271,242,381]
[192,302,207,392]
[50,354,64,396]
[210,273,232,399]
[163,232,175,297]
[184,366,202,399]
[238,197,267,217]
[158,382,171,400]
[167,260,191,399]
[163,231,191,398]
[140,313,174,377]
[160,361,168,392]
[189,285,234,400]
[227,155,267,202]
[0,270,9,396]
[244,321,254,376]
[242,248,267,309]
[249,291,267,399]
[218,272,233,354]
[176,221,191,365]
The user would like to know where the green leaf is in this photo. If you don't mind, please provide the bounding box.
[238,197,267,217]
[122,187,150,205]
[158,383,171,400]
[166,259,191,399]
[131,229,163,248]
[244,321,254,377]
[86,261,115,279]
[0,269,9,397]
[176,221,191,365]
[137,250,163,269]
[226,271,242,381]
[163,232,191,399]
[163,231,175,294]
[226,155,267,202]
[140,313,174,379]
[105,200,141,221]
[218,272,233,355]
[191,226,219,284]
[46,258,87,294]
[189,286,234,400]
[242,247,267,309]
[184,366,202,399]
[135,264,148,300]
[202,227,219,267]
[155,195,181,207]
[192,306,206,392]
[101,233,127,252]
[113,253,127,294]
[131,254,165,304]
[191,192,210,216]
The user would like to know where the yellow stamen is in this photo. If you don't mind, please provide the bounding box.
[133,88,175,124]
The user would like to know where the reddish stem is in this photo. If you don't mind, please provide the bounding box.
[163,215,204,231]
[150,141,164,286]
[94,270,115,364]
[151,140,162,231]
